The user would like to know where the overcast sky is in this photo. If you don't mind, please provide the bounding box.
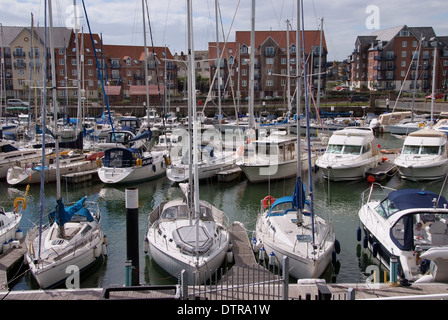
[1,0,447,61]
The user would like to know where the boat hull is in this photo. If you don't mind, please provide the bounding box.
[98,161,166,184]
[395,160,448,181]
[240,155,316,183]
[25,227,105,289]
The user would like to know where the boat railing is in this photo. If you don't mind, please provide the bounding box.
[362,182,395,206]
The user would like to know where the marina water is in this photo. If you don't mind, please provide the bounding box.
[5,132,448,291]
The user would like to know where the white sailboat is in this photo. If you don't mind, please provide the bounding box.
[255,1,337,280]
[25,0,106,289]
[97,130,168,184]
[144,0,230,285]
[0,195,25,254]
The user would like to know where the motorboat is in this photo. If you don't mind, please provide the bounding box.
[7,152,99,185]
[394,127,448,181]
[144,184,230,284]
[0,197,25,254]
[25,197,107,289]
[315,127,383,181]
[255,177,337,279]
[0,139,43,179]
[358,183,448,284]
[238,132,316,183]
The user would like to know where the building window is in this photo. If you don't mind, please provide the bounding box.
[281,57,286,65]
[402,51,406,58]
[265,46,275,57]
[266,58,274,64]
[402,41,407,48]
[242,80,247,87]
[266,79,274,86]
[241,45,248,54]
[401,61,406,67]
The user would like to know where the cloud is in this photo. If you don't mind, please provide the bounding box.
[1,0,447,61]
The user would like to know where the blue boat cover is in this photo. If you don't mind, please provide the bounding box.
[49,197,94,226]
[388,189,448,211]
[267,177,306,216]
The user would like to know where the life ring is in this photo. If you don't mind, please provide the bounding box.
[263,196,275,209]
[14,197,26,211]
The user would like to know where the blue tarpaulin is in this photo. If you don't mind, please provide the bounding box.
[48,197,94,226]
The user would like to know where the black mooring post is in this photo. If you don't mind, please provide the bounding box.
[125,187,139,286]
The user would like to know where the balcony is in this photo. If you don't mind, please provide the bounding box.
[14,61,26,69]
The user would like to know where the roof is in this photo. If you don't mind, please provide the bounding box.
[235,30,326,54]
[1,26,72,48]
[104,86,122,96]
[129,85,164,96]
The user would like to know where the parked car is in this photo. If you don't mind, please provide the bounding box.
[349,95,369,103]
[426,93,444,100]
[7,99,29,107]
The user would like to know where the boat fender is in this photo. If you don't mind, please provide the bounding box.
[13,197,26,211]
[262,195,275,209]
[372,242,378,257]
[15,229,23,240]
[332,250,337,265]
[363,235,368,249]
[227,249,234,264]
[136,158,142,166]
[367,175,376,183]
[96,157,102,167]
[357,227,362,241]
[152,164,156,172]
[313,164,319,173]
[228,240,233,250]
[144,238,149,254]
[334,239,341,254]
[252,237,258,252]
[269,252,276,266]
[259,247,266,261]
[164,154,171,166]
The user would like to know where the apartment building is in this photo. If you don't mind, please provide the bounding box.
[208,29,327,101]
[349,25,448,93]
[1,25,177,115]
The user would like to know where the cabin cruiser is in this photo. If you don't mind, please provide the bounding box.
[315,127,382,181]
[394,127,448,181]
[238,131,315,183]
[358,183,448,284]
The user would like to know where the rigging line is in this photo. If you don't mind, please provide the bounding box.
[145,0,163,104]
[80,0,116,143]
[201,0,241,112]
[162,0,171,45]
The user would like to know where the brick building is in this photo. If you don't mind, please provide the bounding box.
[349,25,448,93]
[208,29,327,101]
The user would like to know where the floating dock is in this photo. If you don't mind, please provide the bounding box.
[216,166,243,182]
[62,169,99,183]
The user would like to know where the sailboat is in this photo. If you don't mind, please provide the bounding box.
[255,1,337,279]
[144,0,230,285]
[0,193,26,254]
[25,0,106,289]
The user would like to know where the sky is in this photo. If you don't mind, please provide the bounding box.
[1,0,447,61]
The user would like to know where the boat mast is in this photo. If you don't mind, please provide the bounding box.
[248,0,256,131]
[300,0,315,246]
[142,0,150,126]
[187,0,200,264]
[48,0,64,238]
[215,0,222,132]
[296,0,303,221]
[73,0,82,137]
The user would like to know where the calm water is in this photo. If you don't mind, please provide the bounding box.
[5,132,448,291]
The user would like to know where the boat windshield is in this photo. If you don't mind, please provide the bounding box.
[326,144,343,154]
[343,145,362,155]
[161,204,214,221]
[375,198,400,218]
[402,145,440,155]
